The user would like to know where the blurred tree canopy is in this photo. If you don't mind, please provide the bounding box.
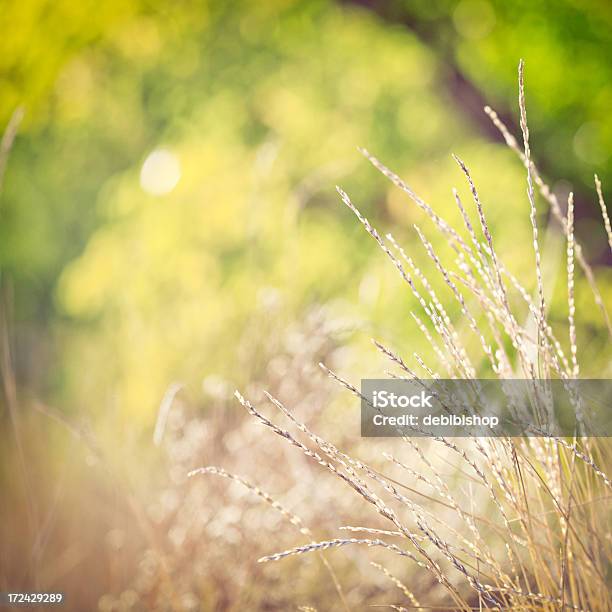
[0,0,610,425]
[348,0,612,222]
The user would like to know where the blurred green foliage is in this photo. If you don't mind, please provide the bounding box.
[372,0,612,210]
[0,0,610,426]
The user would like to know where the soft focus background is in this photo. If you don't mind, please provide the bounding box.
[1,1,611,610]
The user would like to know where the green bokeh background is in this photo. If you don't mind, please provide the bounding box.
[1,0,611,423]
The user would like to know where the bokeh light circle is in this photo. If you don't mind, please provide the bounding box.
[140,148,181,196]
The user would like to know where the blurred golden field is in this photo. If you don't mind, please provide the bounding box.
[1,1,611,610]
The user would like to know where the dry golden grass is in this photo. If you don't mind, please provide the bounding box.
[184,61,612,610]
